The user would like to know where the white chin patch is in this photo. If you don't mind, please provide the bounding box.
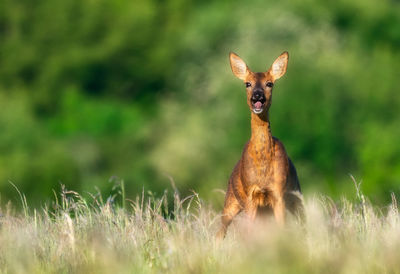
[252,108,263,114]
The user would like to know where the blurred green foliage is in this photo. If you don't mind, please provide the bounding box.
[0,0,399,206]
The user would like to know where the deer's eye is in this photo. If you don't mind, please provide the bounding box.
[266,82,274,88]
[245,82,251,88]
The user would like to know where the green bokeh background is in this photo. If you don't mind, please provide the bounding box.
[0,0,399,207]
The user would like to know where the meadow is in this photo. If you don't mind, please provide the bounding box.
[1,178,399,273]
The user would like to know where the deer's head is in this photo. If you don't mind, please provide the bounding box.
[229,52,289,115]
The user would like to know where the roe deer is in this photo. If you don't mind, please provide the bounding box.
[217,51,304,239]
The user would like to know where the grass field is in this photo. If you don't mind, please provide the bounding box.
[1,179,400,274]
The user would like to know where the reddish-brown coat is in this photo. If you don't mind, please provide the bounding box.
[217,52,304,239]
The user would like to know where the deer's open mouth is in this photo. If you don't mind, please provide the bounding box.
[251,99,266,114]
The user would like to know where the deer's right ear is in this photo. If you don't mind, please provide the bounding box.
[229,52,249,81]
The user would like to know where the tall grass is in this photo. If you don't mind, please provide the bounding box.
[0,180,399,273]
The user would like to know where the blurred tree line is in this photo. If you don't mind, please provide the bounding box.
[0,0,399,206]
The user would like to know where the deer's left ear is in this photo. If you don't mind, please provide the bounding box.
[268,51,289,81]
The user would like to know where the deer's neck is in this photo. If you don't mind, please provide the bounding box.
[250,112,273,153]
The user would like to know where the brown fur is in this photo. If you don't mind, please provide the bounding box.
[216,52,305,239]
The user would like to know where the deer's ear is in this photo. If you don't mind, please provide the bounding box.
[268,51,289,81]
[229,52,249,80]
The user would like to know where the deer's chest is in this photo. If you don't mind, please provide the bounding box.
[242,152,273,187]
[241,142,285,189]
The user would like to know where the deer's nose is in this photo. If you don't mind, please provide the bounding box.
[251,90,264,101]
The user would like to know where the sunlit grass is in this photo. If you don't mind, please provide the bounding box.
[0,179,399,273]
